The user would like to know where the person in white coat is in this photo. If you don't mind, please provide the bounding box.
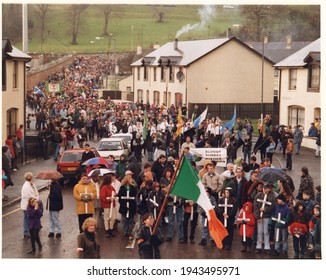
[21,172,39,238]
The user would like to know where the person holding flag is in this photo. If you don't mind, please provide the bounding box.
[152,152,228,249]
[136,212,164,259]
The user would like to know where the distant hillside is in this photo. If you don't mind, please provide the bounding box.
[2,4,320,54]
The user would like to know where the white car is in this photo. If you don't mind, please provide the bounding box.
[110,133,133,150]
[96,137,130,160]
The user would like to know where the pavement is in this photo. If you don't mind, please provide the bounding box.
[2,141,321,209]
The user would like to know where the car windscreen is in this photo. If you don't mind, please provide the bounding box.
[112,135,131,143]
[61,152,82,162]
[97,141,122,151]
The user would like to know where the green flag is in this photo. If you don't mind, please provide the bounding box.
[142,109,148,140]
[170,156,228,249]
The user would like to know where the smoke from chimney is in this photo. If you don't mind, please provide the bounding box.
[175,5,217,38]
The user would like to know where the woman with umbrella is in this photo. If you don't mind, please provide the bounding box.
[47,179,63,238]
[35,170,64,238]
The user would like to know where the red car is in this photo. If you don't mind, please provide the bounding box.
[57,148,100,181]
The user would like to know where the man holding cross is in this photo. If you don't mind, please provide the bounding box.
[254,184,276,255]
[73,174,97,233]
[217,187,237,250]
[118,175,137,237]
[271,194,290,257]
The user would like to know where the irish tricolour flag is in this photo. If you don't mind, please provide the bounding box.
[170,156,228,249]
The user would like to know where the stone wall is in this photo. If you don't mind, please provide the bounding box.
[27,54,76,90]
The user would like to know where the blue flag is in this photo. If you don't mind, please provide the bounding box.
[222,106,236,132]
[33,86,46,98]
[193,107,208,128]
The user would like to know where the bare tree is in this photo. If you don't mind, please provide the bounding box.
[152,6,165,23]
[101,5,112,36]
[33,4,49,51]
[240,5,282,41]
[67,4,89,45]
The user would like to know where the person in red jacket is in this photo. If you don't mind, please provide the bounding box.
[237,201,256,253]
[100,175,117,238]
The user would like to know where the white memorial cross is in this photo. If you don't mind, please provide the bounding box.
[218,198,234,227]
[237,212,251,242]
[120,190,135,218]
[81,186,90,214]
[271,212,286,242]
[107,191,118,220]
[173,195,177,215]
[257,194,272,218]
[149,196,159,220]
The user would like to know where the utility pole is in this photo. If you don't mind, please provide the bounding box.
[22,4,28,53]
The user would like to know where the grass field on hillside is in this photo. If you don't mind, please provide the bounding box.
[19,4,242,53]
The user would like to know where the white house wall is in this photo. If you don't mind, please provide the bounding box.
[133,66,186,106]
[279,67,321,135]
[2,59,26,145]
[187,40,274,104]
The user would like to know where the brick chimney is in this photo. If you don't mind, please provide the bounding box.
[174,38,178,50]
[286,35,292,49]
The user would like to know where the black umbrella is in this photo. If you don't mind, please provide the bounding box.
[257,168,286,183]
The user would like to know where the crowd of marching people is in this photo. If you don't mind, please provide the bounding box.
[2,55,321,259]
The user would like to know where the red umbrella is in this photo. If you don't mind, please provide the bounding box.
[35,170,63,180]
[82,157,110,166]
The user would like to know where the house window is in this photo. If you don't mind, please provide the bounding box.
[13,60,19,88]
[160,67,165,81]
[308,64,320,91]
[153,67,157,81]
[137,67,141,81]
[175,93,183,108]
[126,87,131,92]
[7,108,18,137]
[289,69,297,90]
[274,69,279,77]
[2,59,6,91]
[288,106,305,128]
[143,66,148,81]
[137,90,143,102]
[169,66,175,82]
[154,91,160,106]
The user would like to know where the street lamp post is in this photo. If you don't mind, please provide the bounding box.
[261,35,265,125]
[131,25,134,53]
[114,38,117,99]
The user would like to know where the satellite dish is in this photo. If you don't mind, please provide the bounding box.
[176,71,184,82]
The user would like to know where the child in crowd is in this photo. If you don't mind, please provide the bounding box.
[308,204,321,251]
[136,212,164,259]
[237,202,255,253]
[288,201,309,259]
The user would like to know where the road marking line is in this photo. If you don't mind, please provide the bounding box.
[2,207,21,217]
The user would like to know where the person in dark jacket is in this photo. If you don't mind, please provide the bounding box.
[152,154,168,183]
[217,187,237,250]
[118,175,137,237]
[47,179,63,238]
[126,155,142,182]
[136,212,164,259]
[288,200,309,259]
[26,197,43,254]
[272,194,291,257]
[77,217,101,259]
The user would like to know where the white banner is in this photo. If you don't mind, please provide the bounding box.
[49,83,60,93]
[190,148,227,167]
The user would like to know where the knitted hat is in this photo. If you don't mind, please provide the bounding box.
[276,194,287,203]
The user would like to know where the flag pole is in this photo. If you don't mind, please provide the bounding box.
[152,150,185,235]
